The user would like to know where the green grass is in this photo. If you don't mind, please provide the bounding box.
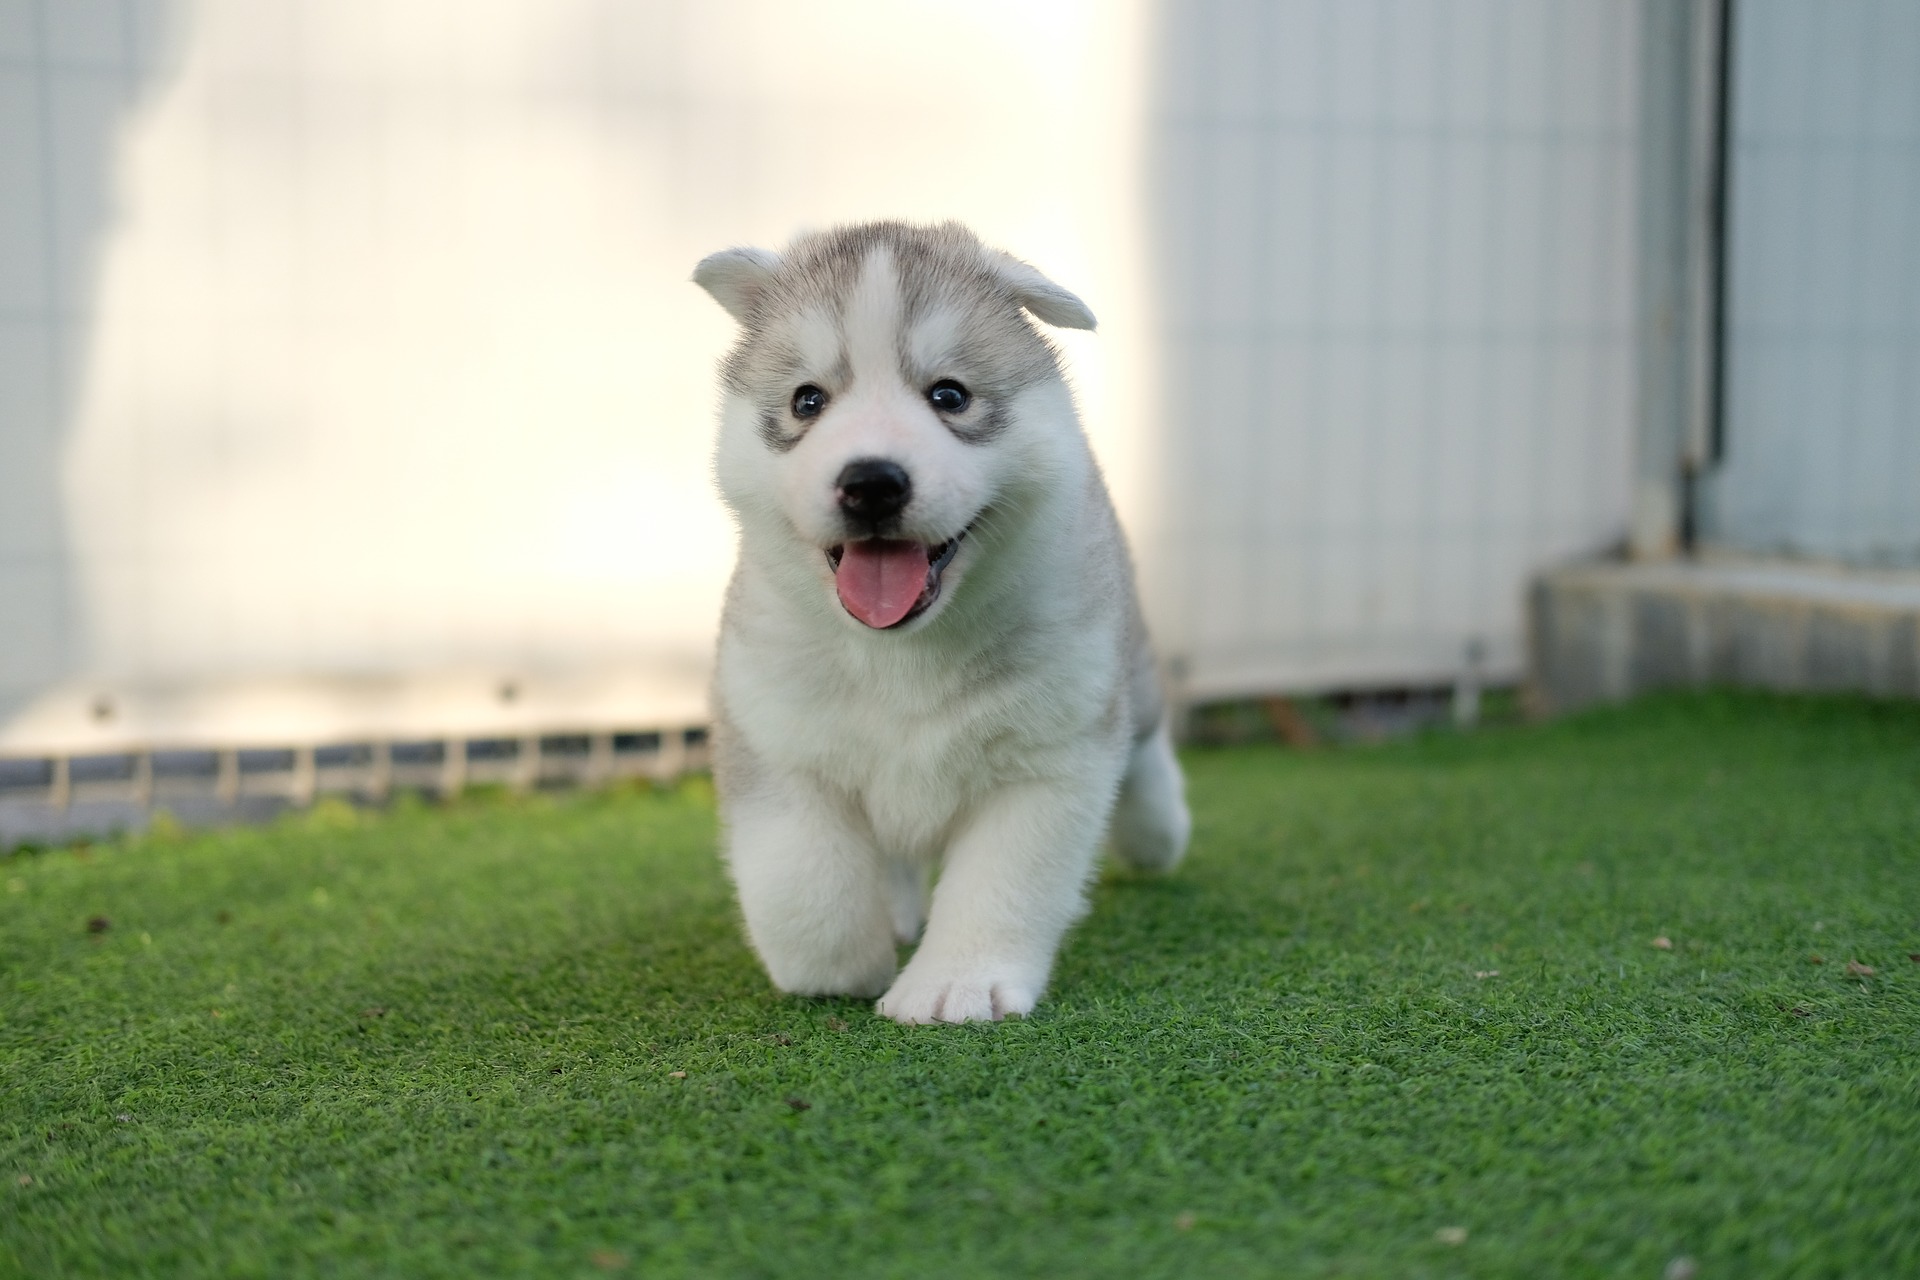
[3,692,1918,1279]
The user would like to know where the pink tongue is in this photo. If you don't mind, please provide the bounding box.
[835,540,931,629]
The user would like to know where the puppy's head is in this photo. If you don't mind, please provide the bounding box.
[696,222,1095,632]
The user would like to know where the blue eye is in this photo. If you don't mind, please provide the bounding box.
[791,385,827,419]
[928,380,970,413]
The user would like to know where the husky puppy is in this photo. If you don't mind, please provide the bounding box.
[693,221,1188,1024]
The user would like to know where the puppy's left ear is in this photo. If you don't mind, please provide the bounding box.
[989,253,1097,331]
[693,247,782,323]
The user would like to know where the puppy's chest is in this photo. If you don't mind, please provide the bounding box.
[804,680,1013,792]
[831,721,980,854]
[769,661,1059,853]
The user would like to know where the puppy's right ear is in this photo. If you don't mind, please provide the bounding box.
[693,247,782,324]
[986,252,1098,331]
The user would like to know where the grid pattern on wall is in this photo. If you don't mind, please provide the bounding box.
[0,0,170,719]
[1146,0,1641,698]
[1706,0,1920,568]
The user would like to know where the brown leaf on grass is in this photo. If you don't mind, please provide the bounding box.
[785,1097,811,1112]
[668,1070,686,1079]
[1910,953,1920,963]
[825,1016,849,1032]
[1845,960,1875,977]
[86,915,110,934]
[360,1007,387,1019]
[589,1249,628,1271]
[1261,697,1320,748]
[215,910,231,925]
[1651,936,1673,950]
[1808,953,1824,964]
[16,1174,31,1187]
[209,1009,222,1019]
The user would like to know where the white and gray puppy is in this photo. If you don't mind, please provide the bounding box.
[693,221,1189,1024]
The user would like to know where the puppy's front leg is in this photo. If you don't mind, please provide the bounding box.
[877,777,1111,1024]
[725,781,897,998]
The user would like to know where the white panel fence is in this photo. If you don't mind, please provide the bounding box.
[1144,0,1641,700]
[1704,0,1920,568]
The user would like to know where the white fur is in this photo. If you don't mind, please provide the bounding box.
[691,246,782,322]
[698,224,1188,1024]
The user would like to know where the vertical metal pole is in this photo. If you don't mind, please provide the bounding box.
[441,738,466,798]
[369,741,391,802]
[1680,0,1733,553]
[1163,654,1193,746]
[515,734,540,792]
[216,749,239,806]
[291,746,316,806]
[1703,0,1735,470]
[1632,0,1727,560]
[655,728,687,783]
[50,756,70,811]
[1452,638,1486,730]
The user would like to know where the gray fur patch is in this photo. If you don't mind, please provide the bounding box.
[718,222,1066,450]
[949,402,1012,446]
[757,408,799,452]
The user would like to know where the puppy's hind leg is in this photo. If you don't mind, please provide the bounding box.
[1108,720,1190,873]
[723,780,897,998]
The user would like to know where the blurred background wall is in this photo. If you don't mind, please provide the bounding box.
[0,0,1913,761]
[1703,0,1920,568]
[1,1,177,738]
[0,0,1155,748]
[1145,0,1639,697]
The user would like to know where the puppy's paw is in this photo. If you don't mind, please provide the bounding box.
[768,951,896,1000]
[758,931,897,999]
[875,963,1039,1025]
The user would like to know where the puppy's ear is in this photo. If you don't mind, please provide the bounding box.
[988,253,1097,331]
[692,247,782,323]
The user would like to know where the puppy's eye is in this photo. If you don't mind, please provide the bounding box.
[928,380,970,414]
[791,385,827,419]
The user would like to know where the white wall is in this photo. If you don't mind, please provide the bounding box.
[0,0,1157,744]
[0,0,1648,749]
[0,1,175,727]
[1705,0,1920,568]
[1145,0,1641,698]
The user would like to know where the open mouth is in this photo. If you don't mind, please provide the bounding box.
[826,530,967,629]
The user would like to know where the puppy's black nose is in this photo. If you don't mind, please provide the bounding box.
[835,458,912,526]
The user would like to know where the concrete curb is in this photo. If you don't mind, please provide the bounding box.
[1530,558,1920,713]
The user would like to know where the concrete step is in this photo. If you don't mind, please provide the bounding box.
[1529,557,1920,713]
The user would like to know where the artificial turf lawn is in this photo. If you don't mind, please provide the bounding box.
[2,693,1917,1278]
